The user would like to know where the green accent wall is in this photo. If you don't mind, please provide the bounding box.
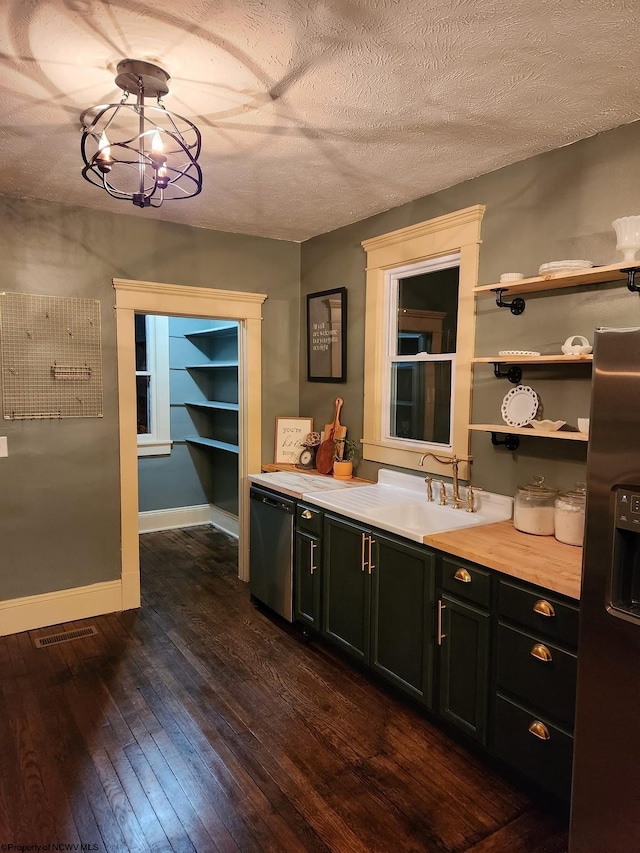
[300,120,640,497]
[0,197,299,600]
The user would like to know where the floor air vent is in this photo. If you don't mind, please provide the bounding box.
[34,625,98,648]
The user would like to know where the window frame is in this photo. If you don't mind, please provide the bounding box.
[382,254,460,448]
[136,314,172,457]
[361,205,485,480]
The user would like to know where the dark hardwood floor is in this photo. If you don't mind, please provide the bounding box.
[0,526,569,852]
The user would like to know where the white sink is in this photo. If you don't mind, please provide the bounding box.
[302,469,512,543]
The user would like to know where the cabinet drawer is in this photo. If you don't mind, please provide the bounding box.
[497,623,577,729]
[494,694,573,801]
[296,503,322,535]
[441,558,491,608]
[498,579,579,648]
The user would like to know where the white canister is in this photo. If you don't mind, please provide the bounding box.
[554,483,586,547]
[513,476,558,536]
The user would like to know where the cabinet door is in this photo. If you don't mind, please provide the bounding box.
[437,593,490,744]
[322,515,371,663]
[294,530,321,631]
[371,533,435,707]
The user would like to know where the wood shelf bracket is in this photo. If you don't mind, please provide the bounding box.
[493,287,526,315]
[491,431,520,451]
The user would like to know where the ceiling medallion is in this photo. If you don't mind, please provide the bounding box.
[80,59,202,208]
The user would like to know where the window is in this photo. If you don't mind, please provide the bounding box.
[385,256,459,446]
[135,314,171,456]
[361,205,484,479]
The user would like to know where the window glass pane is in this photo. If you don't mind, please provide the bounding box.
[136,374,151,434]
[396,267,459,355]
[135,313,147,371]
[390,361,452,443]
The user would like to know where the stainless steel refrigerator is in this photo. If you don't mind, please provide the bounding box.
[570,326,640,852]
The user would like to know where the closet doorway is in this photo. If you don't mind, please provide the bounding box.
[114,278,267,611]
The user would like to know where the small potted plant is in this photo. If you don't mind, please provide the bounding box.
[333,437,360,480]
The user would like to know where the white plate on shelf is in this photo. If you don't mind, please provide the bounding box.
[501,385,539,427]
[498,350,541,357]
[538,260,593,275]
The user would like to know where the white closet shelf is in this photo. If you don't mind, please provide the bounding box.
[185,324,238,338]
[186,361,238,369]
[185,401,239,411]
[185,436,240,454]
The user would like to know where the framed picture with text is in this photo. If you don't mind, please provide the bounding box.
[307,287,347,382]
[274,416,314,464]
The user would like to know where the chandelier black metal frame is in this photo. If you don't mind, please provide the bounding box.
[80,59,203,208]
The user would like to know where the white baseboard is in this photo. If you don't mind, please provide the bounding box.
[0,579,123,637]
[209,506,239,539]
[139,503,238,538]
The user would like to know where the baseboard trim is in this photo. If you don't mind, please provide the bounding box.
[138,504,213,533]
[139,504,239,538]
[0,580,123,637]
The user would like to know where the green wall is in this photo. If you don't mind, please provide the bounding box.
[299,120,640,497]
[0,197,299,600]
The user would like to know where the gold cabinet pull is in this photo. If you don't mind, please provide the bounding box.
[310,540,317,575]
[533,599,555,618]
[454,568,472,583]
[530,643,553,662]
[528,720,551,741]
[437,600,447,645]
[301,509,313,520]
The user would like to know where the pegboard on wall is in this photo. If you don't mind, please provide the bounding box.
[0,291,103,419]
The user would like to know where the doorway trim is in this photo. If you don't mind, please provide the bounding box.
[113,278,267,610]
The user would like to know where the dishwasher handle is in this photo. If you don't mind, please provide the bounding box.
[250,487,295,513]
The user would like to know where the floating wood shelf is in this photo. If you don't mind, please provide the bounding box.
[475,263,627,296]
[470,424,588,442]
[185,436,239,453]
[472,355,593,364]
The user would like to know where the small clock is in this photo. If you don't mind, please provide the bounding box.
[297,445,317,469]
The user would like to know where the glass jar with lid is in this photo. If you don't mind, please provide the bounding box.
[554,482,586,546]
[513,476,558,536]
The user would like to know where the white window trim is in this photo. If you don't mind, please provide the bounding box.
[382,254,460,449]
[137,314,172,457]
[361,205,485,481]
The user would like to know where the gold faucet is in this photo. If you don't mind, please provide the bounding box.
[419,453,460,507]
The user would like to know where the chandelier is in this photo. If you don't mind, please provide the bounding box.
[80,59,202,208]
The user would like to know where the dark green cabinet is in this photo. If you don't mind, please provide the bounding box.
[322,515,372,663]
[371,534,435,707]
[294,528,321,630]
[322,514,435,705]
[294,503,323,631]
[437,593,490,743]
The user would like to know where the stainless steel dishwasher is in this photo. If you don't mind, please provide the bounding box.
[249,485,295,621]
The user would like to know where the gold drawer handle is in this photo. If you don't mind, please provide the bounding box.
[533,599,555,618]
[454,568,472,583]
[530,643,553,663]
[528,720,551,741]
[301,509,313,519]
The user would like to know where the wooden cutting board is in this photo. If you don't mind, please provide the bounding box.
[316,398,343,474]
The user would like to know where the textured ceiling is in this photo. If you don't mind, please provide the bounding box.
[1,0,640,241]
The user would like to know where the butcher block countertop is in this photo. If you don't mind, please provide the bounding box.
[257,464,582,601]
[424,521,583,601]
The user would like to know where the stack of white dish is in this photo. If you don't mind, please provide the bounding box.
[538,260,593,276]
